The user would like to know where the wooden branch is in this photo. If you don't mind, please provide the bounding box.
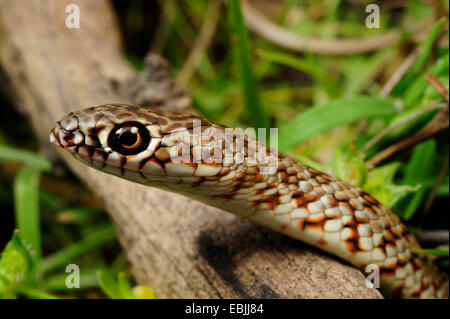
[0,0,382,298]
[242,0,437,55]
[425,74,449,102]
[378,47,421,98]
[242,0,401,55]
[176,0,221,86]
[367,105,449,168]
[361,103,446,153]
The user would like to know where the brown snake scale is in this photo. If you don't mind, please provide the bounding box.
[50,104,448,298]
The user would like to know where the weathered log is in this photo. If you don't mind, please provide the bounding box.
[0,0,382,298]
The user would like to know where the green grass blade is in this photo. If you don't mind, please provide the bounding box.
[437,176,449,196]
[394,18,446,93]
[403,139,437,185]
[256,48,338,93]
[402,187,427,221]
[408,18,446,76]
[14,284,60,299]
[0,145,51,172]
[42,268,99,291]
[278,96,397,152]
[13,167,42,263]
[228,0,269,131]
[38,223,116,276]
[411,248,449,257]
[438,259,449,267]
[402,139,436,220]
[97,270,120,299]
[294,154,327,172]
[118,272,135,299]
[403,52,449,109]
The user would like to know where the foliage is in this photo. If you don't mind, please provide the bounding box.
[97,270,156,299]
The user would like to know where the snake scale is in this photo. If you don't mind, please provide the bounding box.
[50,104,448,298]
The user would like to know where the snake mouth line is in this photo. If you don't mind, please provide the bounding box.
[71,151,151,181]
[49,125,62,147]
[50,123,80,148]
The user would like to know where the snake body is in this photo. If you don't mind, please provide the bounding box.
[50,104,448,298]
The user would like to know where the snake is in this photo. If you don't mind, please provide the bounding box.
[49,103,448,299]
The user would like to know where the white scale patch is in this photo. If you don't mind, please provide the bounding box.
[273,214,290,227]
[141,160,166,176]
[357,224,371,237]
[165,163,195,176]
[325,207,341,219]
[299,181,313,193]
[358,237,373,251]
[195,164,221,176]
[307,200,324,215]
[250,208,274,227]
[263,188,278,196]
[274,203,292,215]
[290,208,309,220]
[324,219,343,232]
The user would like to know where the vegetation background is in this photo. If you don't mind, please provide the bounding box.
[0,0,448,298]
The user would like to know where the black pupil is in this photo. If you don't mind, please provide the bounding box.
[108,121,150,156]
[119,129,138,146]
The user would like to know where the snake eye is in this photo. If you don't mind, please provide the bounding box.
[108,122,150,155]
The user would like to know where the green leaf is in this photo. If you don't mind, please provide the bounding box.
[438,259,449,267]
[363,162,416,209]
[402,140,437,220]
[437,176,449,196]
[14,284,60,299]
[132,285,157,299]
[97,271,154,299]
[383,184,419,209]
[13,167,42,262]
[278,96,397,151]
[0,232,33,298]
[256,48,338,93]
[331,144,367,187]
[117,272,135,299]
[394,18,446,93]
[125,54,145,71]
[402,187,428,220]
[423,75,449,102]
[97,270,121,299]
[368,162,402,185]
[294,154,327,172]
[402,53,449,109]
[403,139,437,185]
[42,268,99,291]
[341,50,395,96]
[0,145,51,172]
[411,248,449,257]
[410,18,446,74]
[38,223,116,276]
[228,0,269,131]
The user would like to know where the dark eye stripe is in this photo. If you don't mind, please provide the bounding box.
[108,122,150,156]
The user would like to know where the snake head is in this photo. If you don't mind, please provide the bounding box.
[49,104,233,185]
[49,104,169,182]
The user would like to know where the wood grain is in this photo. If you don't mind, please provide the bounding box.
[0,0,382,298]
